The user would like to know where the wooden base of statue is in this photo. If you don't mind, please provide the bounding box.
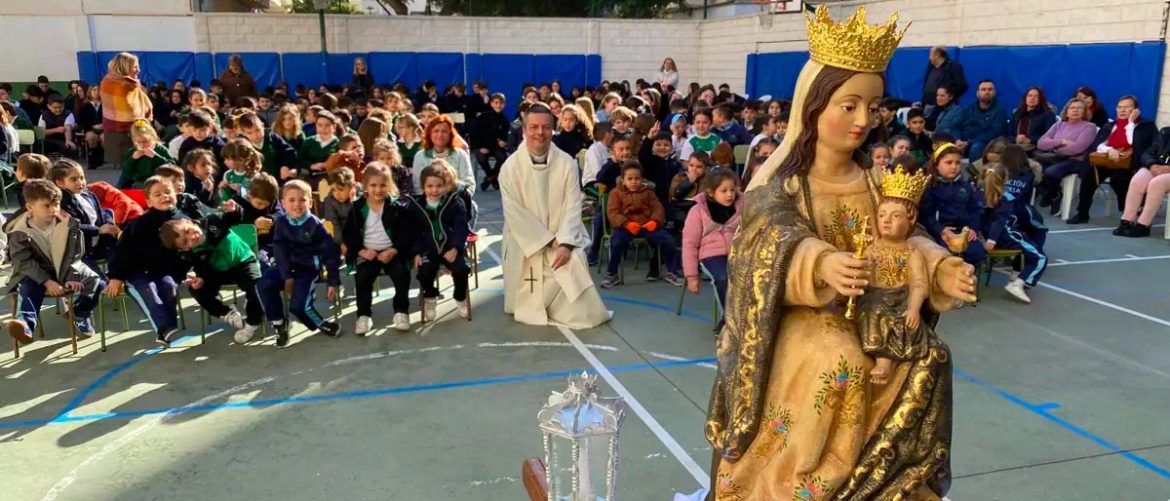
[521,457,549,501]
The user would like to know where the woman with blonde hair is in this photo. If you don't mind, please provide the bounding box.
[574,97,597,129]
[272,103,304,149]
[352,57,373,92]
[100,52,153,166]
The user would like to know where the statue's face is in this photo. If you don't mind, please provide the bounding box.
[877,200,913,240]
[816,72,882,154]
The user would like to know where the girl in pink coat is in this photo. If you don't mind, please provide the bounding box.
[682,168,742,330]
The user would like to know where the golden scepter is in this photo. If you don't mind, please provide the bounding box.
[844,216,873,320]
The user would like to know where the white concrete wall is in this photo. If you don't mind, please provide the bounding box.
[3,0,1170,118]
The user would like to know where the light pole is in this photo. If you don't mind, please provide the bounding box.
[313,0,329,84]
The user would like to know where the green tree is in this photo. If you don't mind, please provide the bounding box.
[428,0,679,18]
[288,0,365,14]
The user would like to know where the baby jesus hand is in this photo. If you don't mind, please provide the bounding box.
[870,357,893,385]
[904,308,921,330]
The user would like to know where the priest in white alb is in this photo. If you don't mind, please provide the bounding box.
[499,103,612,329]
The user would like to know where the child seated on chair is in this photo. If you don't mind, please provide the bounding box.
[177,110,225,166]
[4,180,105,345]
[600,161,683,289]
[236,111,298,182]
[51,159,117,274]
[586,134,633,265]
[106,176,187,347]
[320,167,355,249]
[156,165,213,221]
[981,161,1048,305]
[182,148,219,208]
[14,153,51,208]
[161,200,264,343]
[120,119,175,189]
[342,163,414,335]
[919,143,987,267]
[405,160,471,321]
[257,180,341,348]
[38,95,78,159]
[681,168,742,331]
[372,138,412,197]
[88,181,143,226]
[227,172,283,265]
[324,134,365,177]
[219,138,261,203]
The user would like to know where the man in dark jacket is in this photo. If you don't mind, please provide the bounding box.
[957,80,1007,161]
[922,46,968,113]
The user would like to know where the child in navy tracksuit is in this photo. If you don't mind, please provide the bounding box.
[257,180,341,348]
[106,176,188,347]
[406,161,471,321]
[51,160,117,276]
[981,147,1047,304]
[919,143,987,267]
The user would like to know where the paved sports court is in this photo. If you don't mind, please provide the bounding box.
[1,182,1169,500]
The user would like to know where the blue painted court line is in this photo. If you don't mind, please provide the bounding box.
[953,368,1170,481]
[0,357,715,430]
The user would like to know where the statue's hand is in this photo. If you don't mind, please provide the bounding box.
[936,256,977,303]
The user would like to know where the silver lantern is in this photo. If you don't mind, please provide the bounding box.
[537,373,626,501]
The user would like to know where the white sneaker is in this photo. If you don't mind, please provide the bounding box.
[222,309,245,330]
[392,313,411,331]
[423,298,438,321]
[355,315,372,336]
[458,301,471,319]
[1009,271,1020,282]
[1004,279,1032,304]
[233,323,258,344]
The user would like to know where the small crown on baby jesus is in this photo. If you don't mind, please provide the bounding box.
[880,164,930,204]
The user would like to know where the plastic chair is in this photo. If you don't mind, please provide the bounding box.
[447,112,466,125]
[733,144,750,166]
[33,127,46,154]
[978,249,1024,300]
[1163,195,1170,240]
[0,154,16,208]
[198,224,259,342]
[1058,174,1116,220]
[17,129,34,153]
[595,192,657,278]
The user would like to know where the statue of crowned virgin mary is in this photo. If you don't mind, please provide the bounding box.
[701,5,978,500]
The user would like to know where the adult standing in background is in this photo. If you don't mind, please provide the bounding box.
[219,54,258,109]
[657,58,679,90]
[100,52,153,167]
[922,46,967,115]
[352,57,373,94]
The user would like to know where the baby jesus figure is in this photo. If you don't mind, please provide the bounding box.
[857,165,936,385]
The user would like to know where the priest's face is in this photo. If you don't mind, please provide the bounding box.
[524,111,554,153]
[817,72,882,154]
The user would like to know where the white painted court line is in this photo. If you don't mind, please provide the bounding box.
[1049,224,1164,234]
[1046,254,1170,267]
[558,325,710,489]
[1028,277,1170,329]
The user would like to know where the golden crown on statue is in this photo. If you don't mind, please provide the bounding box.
[880,164,931,204]
[806,5,909,73]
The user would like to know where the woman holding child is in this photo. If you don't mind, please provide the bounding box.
[698,7,975,500]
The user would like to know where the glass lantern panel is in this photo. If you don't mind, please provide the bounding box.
[548,435,614,501]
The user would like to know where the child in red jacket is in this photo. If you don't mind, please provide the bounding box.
[87,181,144,226]
[602,161,682,289]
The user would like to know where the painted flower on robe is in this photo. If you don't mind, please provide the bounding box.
[834,371,850,389]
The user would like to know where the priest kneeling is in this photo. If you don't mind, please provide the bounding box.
[499,103,612,329]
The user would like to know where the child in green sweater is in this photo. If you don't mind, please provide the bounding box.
[119,119,175,189]
[160,199,263,343]
[298,109,339,188]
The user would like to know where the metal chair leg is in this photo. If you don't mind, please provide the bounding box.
[65,295,78,355]
[10,294,19,359]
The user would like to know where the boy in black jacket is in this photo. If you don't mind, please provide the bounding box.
[342,163,414,335]
[156,165,213,221]
[472,93,510,191]
[178,110,225,164]
[181,149,220,209]
[50,160,118,273]
[228,172,284,265]
[106,176,188,347]
[406,161,471,321]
